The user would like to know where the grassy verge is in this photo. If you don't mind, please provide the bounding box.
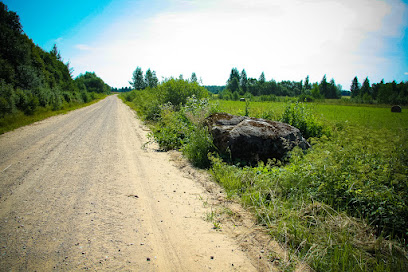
[0,93,108,134]
[120,88,408,271]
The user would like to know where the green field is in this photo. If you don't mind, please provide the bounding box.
[216,100,408,131]
[212,100,408,271]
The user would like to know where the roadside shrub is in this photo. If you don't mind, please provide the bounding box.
[281,102,328,138]
[22,92,39,115]
[81,91,91,103]
[62,91,73,103]
[182,126,214,168]
[157,78,209,109]
[34,87,52,107]
[0,80,16,116]
[51,88,63,111]
[14,89,39,115]
[124,91,137,102]
[150,104,192,151]
[72,91,83,103]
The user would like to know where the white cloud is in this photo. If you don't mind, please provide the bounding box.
[405,72,408,75]
[67,0,408,88]
[75,44,93,51]
[54,37,63,45]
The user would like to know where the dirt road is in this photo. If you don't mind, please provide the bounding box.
[0,95,275,271]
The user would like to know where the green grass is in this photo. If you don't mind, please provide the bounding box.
[212,99,408,271]
[215,100,286,119]
[314,103,408,131]
[0,93,108,134]
[216,99,408,131]
[121,91,408,271]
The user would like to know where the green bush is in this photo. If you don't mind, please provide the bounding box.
[150,105,192,151]
[281,102,328,138]
[34,87,52,107]
[157,78,209,109]
[182,126,214,168]
[22,92,39,115]
[51,88,63,111]
[0,80,16,116]
[81,91,91,103]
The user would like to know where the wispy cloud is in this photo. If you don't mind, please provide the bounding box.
[54,37,63,44]
[75,44,93,51]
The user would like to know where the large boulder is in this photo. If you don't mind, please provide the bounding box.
[205,113,310,163]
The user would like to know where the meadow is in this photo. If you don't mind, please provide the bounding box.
[216,100,408,131]
[121,83,408,271]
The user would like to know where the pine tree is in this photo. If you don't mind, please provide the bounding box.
[304,75,311,90]
[227,68,240,93]
[350,76,360,98]
[360,77,371,97]
[259,72,266,83]
[240,69,248,94]
[190,72,198,83]
[319,75,328,98]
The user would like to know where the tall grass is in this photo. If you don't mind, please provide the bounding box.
[122,91,408,271]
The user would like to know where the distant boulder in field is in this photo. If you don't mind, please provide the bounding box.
[205,113,310,163]
[391,105,402,113]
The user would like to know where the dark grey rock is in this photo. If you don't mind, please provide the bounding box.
[205,113,310,163]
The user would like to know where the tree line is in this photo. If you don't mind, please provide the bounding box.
[0,2,110,117]
[220,68,342,101]
[216,68,407,104]
[350,76,408,105]
[129,67,200,91]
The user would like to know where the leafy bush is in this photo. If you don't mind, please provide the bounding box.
[0,80,16,116]
[34,87,52,107]
[81,91,91,103]
[51,88,63,111]
[150,104,192,151]
[182,126,214,168]
[281,102,328,138]
[157,78,209,109]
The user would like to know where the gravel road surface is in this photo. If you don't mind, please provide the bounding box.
[0,95,272,271]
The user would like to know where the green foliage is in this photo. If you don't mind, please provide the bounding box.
[208,99,408,270]
[75,72,110,94]
[121,75,408,270]
[209,128,408,271]
[0,80,16,116]
[157,78,209,109]
[50,87,63,110]
[0,2,110,128]
[281,102,328,138]
[151,104,191,151]
[182,126,214,168]
[130,66,146,90]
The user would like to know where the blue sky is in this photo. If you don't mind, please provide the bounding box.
[4,0,408,88]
